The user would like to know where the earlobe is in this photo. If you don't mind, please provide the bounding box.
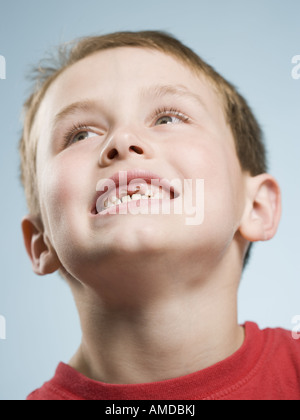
[21,215,60,276]
[239,174,282,243]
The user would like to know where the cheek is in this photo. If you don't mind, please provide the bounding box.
[38,153,91,243]
[40,161,74,214]
[171,134,243,233]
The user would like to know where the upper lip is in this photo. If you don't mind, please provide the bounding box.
[91,169,179,214]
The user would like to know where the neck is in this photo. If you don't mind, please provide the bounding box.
[68,254,244,385]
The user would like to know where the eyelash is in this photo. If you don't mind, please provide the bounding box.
[62,107,190,147]
[151,107,190,124]
[63,123,92,147]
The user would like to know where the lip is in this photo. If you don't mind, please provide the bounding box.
[91,169,180,215]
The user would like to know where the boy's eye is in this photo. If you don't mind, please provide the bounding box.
[63,125,100,147]
[155,115,182,125]
[152,108,190,126]
[72,130,98,143]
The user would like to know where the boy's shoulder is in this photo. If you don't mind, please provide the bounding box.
[225,322,300,400]
[260,323,300,381]
[260,322,300,373]
[27,322,300,401]
[27,363,85,401]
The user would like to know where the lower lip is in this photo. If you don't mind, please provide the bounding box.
[93,198,174,217]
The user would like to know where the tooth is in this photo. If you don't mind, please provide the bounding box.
[132,194,142,201]
[100,189,169,212]
[109,196,118,204]
[102,197,122,211]
[122,195,131,203]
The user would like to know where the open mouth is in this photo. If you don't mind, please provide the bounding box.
[91,170,179,215]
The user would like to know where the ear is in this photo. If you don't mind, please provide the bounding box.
[239,174,282,242]
[21,215,61,276]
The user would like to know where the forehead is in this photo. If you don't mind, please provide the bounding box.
[37,47,224,124]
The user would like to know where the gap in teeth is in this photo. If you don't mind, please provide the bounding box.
[103,189,166,210]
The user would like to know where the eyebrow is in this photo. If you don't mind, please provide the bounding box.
[139,84,207,109]
[52,84,206,129]
[52,99,98,129]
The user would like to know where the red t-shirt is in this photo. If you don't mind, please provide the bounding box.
[27,322,300,400]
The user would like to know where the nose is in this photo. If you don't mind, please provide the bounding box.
[98,127,151,167]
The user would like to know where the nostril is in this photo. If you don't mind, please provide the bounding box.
[106,145,143,160]
[107,148,118,160]
[130,145,143,155]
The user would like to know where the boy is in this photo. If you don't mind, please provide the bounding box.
[20,31,299,400]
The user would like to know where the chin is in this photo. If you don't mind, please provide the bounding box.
[99,220,176,257]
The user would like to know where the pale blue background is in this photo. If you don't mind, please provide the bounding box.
[0,0,299,400]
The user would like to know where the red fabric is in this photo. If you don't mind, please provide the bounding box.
[27,322,300,400]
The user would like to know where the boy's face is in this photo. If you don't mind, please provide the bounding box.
[34,47,246,288]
